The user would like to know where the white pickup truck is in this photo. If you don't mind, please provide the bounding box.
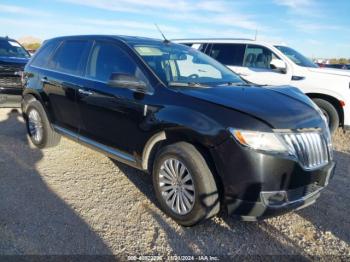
[174,39,350,134]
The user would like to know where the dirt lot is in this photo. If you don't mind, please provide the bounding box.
[0,108,349,259]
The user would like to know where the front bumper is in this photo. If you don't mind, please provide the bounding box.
[230,161,334,221]
[211,138,336,220]
[0,87,23,108]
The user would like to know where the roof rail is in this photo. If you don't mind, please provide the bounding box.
[172,38,255,41]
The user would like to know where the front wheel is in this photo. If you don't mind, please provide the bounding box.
[152,142,220,226]
[313,98,339,134]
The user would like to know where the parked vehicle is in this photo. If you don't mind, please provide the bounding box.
[323,64,349,70]
[0,36,30,107]
[174,39,350,134]
[22,35,335,226]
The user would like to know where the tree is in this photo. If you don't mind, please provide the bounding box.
[338,58,348,64]
[23,43,41,50]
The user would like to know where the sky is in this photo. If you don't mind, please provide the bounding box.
[0,0,349,58]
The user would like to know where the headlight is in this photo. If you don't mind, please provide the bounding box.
[229,128,331,170]
[229,128,289,154]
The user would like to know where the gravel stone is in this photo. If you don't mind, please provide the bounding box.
[0,108,349,257]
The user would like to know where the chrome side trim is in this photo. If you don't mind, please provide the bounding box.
[53,125,137,167]
[54,125,79,140]
[31,65,107,84]
[141,131,166,170]
[30,65,154,95]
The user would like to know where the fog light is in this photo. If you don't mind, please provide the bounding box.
[261,191,288,207]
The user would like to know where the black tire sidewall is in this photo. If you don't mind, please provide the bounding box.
[25,102,50,148]
[313,99,339,134]
[153,143,218,226]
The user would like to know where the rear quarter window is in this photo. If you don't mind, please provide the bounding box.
[30,40,59,68]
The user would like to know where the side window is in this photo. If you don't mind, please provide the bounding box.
[48,40,90,75]
[30,40,59,67]
[243,45,279,69]
[197,44,208,53]
[208,44,245,66]
[86,42,145,83]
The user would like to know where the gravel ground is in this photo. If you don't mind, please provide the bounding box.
[0,108,349,259]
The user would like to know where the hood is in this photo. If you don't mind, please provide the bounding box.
[0,56,29,66]
[176,84,324,130]
[308,67,350,77]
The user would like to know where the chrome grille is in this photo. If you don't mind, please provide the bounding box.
[0,76,22,88]
[282,132,330,170]
[0,64,23,73]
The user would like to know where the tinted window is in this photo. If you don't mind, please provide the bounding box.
[0,39,30,59]
[49,40,90,75]
[197,44,208,53]
[208,44,245,66]
[31,40,58,67]
[243,45,279,69]
[86,42,144,82]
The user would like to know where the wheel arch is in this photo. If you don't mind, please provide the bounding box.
[307,93,344,127]
[142,129,226,206]
[22,89,54,123]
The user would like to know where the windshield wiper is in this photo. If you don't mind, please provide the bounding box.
[168,81,208,88]
[219,82,252,87]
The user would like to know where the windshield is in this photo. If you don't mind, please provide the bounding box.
[0,39,30,59]
[275,45,317,68]
[133,42,244,86]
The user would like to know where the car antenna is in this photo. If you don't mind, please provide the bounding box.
[254,29,258,41]
[155,23,170,43]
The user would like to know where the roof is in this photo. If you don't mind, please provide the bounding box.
[172,38,255,42]
[46,35,167,45]
[172,38,286,47]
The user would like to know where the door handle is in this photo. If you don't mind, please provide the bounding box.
[41,77,50,84]
[238,73,249,77]
[78,88,93,96]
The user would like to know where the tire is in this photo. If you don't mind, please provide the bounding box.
[313,98,339,134]
[24,100,61,148]
[152,142,220,226]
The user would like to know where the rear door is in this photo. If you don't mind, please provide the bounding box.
[41,40,91,132]
[205,43,246,76]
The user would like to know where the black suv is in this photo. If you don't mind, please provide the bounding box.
[0,37,30,107]
[22,35,335,226]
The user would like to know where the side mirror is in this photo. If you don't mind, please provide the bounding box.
[107,73,148,93]
[270,59,287,73]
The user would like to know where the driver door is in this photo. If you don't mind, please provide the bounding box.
[76,41,151,155]
[236,44,292,86]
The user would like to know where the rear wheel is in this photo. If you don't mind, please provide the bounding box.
[153,142,220,226]
[313,98,339,134]
[25,100,61,148]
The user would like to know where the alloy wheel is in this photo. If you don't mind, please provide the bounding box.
[158,158,195,215]
[28,109,43,143]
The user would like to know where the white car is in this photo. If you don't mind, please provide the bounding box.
[174,39,350,133]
